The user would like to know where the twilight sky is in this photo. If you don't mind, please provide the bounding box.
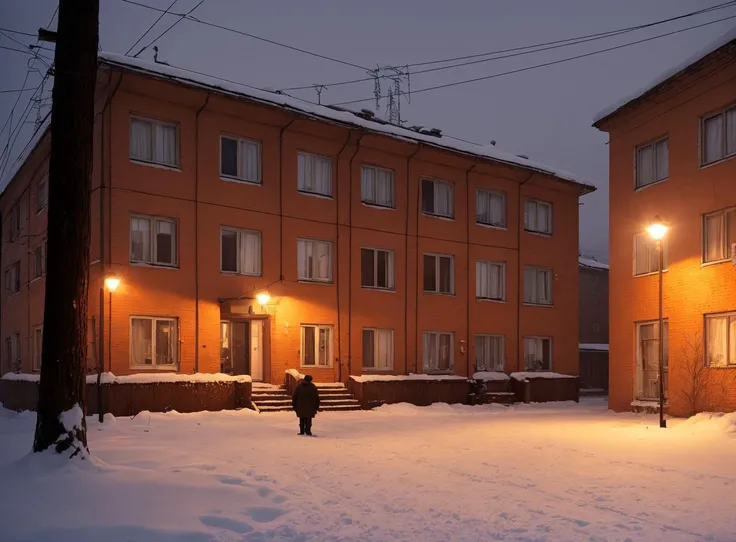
[1,0,734,262]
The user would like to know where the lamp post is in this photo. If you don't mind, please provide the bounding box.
[97,274,120,423]
[646,217,668,428]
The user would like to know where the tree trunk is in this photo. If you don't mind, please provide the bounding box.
[33,0,99,456]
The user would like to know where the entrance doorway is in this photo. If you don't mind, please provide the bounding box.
[220,320,265,380]
[636,320,668,400]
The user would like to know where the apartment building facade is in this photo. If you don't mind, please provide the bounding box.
[1,53,593,383]
[578,257,609,392]
[595,31,736,415]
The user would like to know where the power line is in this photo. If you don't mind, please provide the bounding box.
[120,0,370,71]
[0,87,37,94]
[0,27,37,38]
[133,0,205,58]
[125,0,179,55]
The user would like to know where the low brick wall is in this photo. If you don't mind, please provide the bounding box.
[348,378,470,408]
[510,376,580,403]
[0,379,252,416]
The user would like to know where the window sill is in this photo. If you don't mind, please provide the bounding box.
[129,365,178,371]
[29,276,44,285]
[477,297,506,304]
[297,279,334,285]
[361,201,396,211]
[707,365,736,369]
[35,207,46,216]
[699,153,736,171]
[633,269,669,278]
[423,291,455,297]
[297,190,333,200]
[524,229,552,237]
[422,212,455,221]
[476,222,507,231]
[361,286,396,293]
[300,364,333,369]
[423,371,456,376]
[221,270,262,277]
[129,158,181,172]
[701,258,732,268]
[634,177,668,192]
[130,261,179,270]
[523,302,554,308]
[220,176,262,186]
[361,368,395,373]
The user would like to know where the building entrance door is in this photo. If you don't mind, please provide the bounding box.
[220,320,265,381]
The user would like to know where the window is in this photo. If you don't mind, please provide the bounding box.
[301,324,332,367]
[33,244,44,279]
[130,215,177,267]
[636,137,669,188]
[421,178,454,218]
[634,232,667,276]
[36,175,48,212]
[524,199,552,234]
[362,328,394,370]
[703,208,736,263]
[423,253,454,294]
[476,261,505,301]
[7,200,25,242]
[361,165,395,208]
[423,331,453,373]
[524,266,552,305]
[220,135,261,183]
[360,247,394,289]
[33,327,43,371]
[5,333,20,371]
[4,262,20,294]
[524,336,552,370]
[702,106,736,165]
[297,152,332,197]
[476,189,506,227]
[705,312,736,367]
[636,321,668,400]
[475,334,504,372]
[297,239,333,282]
[129,116,179,167]
[130,317,178,368]
[220,227,261,276]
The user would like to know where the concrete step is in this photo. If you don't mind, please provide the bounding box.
[320,404,362,411]
[485,391,516,404]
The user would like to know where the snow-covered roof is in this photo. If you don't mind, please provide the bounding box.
[579,256,609,270]
[593,27,736,125]
[579,343,609,352]
[97,52,595,193]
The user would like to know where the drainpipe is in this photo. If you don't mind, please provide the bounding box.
[278,119,296,283]
[194,92,211,373]
[405,146,420,375]
[346,133,364,381]
[517,172,534,371]
[465,161,478,378]
[413,144,427,374]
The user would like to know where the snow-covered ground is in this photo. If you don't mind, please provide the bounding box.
[1,398,735,541]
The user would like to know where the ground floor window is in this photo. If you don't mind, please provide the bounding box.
[423,331,453,373]
[705,312,736,367]
[523,336,552,370]
[301,325,332,367]
[33,327,43,372]
[636,320,668,400]
[130,317,178,368]
[5,333,19,372]
[362,328,394,370]
[475,334,504,372]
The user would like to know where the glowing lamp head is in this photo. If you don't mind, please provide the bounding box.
[104,275,120,292]
[646,217,668,241]
[256,292,270,305]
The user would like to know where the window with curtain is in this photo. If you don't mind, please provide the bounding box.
[220,227,261,275]
[129,116,179,167]
[476,261,505,301]
[523,199,552,234]
[4,262,20,294]
[423,253,453,294]
[423,331,453,373]
[297,239,333,282]
[705,313,736,367]
[475,334,504,372]
[523,266,552,305]
[130,215,177,267]
[362,328,394,370]
[703,208,736,263]
[220,135,261,183]
[634,232,667,276]
[702,106,736,165]
[301,325,332,367]
[476,188,506,227]
[361,165,395,208]
[635,137,669,188]
[36,175,48,212]
[523,336,552,370]
[421,178,454,218]
[360,247,394,289]
[130,317,178,368]
[297,152,332,197]
[33,327,43,371]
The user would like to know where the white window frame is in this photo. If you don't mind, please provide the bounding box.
[360,247,395,290]
[701,105,736,166]
[475,188,506,228]
[421,178,454,219]
[635,136,669,189]
[33,244,44,279]
[635,320,668,400]
[36,174,48,213]
[422,330,454,374]
[297,238,333,283]
[705,312,736,367]
[633,232,667,277]
[524,198,552,235]
[33,326,43,372]
[297,152,332,197]
[129,115,180,168]
[4,261,20,294]
[423,253,454,295]
[130,214,178,267]
[220,227,262,276]
[702,207,736,264]
[523,266,553,305]
[219,134,262,184]
[129,316,179,369]
[361,165,395,208]
[362,328,394,371]
[474,334,505,372]
[300,324,333,368]
[523,336,553,371]
[475,260,506,301]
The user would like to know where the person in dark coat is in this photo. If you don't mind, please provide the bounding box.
[292,375,320,435]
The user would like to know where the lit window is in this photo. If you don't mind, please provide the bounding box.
[130,317,178,368]
[705,312,736,367]
[297,239,333,282]
[703,208,736,263]
[301,325,332,367]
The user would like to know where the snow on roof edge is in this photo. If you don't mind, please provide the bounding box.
[579,256,609,270]
[97,52,595,193]
[593,26,736,125]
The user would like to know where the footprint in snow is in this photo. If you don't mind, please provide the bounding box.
[243,506,287,523]
[199,515,253,534]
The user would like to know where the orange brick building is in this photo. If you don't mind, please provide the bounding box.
[595,31,736,415]
[1,53,592,383]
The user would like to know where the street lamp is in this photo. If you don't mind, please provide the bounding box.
[97,273,121,423]
[256,291,270,306]
[104,274,120,292]
[647,216,668,428]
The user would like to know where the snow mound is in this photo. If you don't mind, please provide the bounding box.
[510,371,576,381]
[60,405,84,433]
[678,412,736,434]
[1,372,253,384]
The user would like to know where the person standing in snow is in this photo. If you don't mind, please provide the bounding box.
[292,375,320,436]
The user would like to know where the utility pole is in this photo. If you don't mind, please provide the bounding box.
[33,0,100,457]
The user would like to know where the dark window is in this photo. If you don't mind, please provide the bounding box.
[421,179,434,214]
[362,329,374,369]
[221,229,238,272]
[423,254,436,292]
[361,249,374,287]
[220,137,238,177]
